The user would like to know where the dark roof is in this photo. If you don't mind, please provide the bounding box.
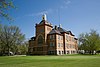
[74,38,78,40]
[30,37,36,40]
[67,31,75,36]
[58,27,67,33]
[56,27,75,36]
[48,29,61,34]
[48,27,74,36]
[39,20,48,24]
[39,20,47,24]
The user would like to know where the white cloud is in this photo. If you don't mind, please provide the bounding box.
[27,9,53,17]
[15,9,53,20]
[60,0,71,9]
[64,0,71,5]
[15,0,71,20]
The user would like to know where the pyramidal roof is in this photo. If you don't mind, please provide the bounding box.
[48,29,61,34]
[39,14,52,26]
[48,25,74,36]
[58,27,67,33]
[48,25,66,34]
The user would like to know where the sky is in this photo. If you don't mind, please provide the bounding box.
[1,0,100,40]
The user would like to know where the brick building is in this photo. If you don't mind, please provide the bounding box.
[28,14,78,55]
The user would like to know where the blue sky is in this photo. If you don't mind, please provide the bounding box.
[1,0,100,40]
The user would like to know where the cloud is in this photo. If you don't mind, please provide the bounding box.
[15,9,53,20]
[60,0,71,9]
[15,0,71,20]
[27,9,53,17]
[64,0,71,5]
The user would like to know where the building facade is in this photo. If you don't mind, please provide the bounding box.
[28,14,78,55]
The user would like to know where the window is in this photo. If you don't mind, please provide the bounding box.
[33,48,35,51]
[58,43,60,47]
[48,51,55,55]
[70,44,74,48]
[37,47,43,51]
[67,51,69,54]
[50,42,55,47]
[70,44,71,48]
[66,35,68,40]
[50,35,54,40]
[62,51,64,54]
[71,51,73,54]
[58,35,60,40]
[72,45,75,48]
[61,43,63,47]
[39,28,44,33]
[53,35,55,39]
[72,38,75,42]
[66,35,69,41]
[61,36,63,40]
[50,35,52,40]
[59,51,61,55]
[67,44,69,49]
[38,35,43,45]
[69,36,71,41]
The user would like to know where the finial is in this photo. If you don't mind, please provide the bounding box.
[42,14,47,21]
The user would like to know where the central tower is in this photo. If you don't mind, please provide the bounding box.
[35,14,53,55]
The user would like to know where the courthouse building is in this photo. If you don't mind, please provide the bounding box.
[28,14,78,55]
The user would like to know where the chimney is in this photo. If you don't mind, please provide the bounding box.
[55,25,58,30]
[59,24,62,28]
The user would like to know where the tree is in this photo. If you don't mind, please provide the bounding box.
[0,0,15,21]
[17,41,28,55]
[78,29,100,54]
[0,24,25,56]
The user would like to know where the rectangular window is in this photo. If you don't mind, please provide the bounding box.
[50,42,54,47]
[50,35,52,40]
[73,45,75,48]
[61,36,63,40]
[70,44,72,48]
[72,38,75,42]
[48,51,55,55]
[53,35,55,39]
[37,47,43,51]
[67,44,69,49]
[59,51,61,54]
[61,43,63,47]
[58,35,60,40]
[66,35,69,41]
[50,35,55,40]
[69,37,71,41]
[62,51,64,54]
[58,43,60,47]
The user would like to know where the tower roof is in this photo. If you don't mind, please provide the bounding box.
[38,14,52,26]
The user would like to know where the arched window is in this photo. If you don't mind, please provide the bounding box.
[38,35,43,45]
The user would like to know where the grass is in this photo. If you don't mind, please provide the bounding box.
[0,54,100,67]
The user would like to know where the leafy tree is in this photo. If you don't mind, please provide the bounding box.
[0,24,25,56]
[0,0,15,21]
[78,29,100,54]
[17,41,28,55]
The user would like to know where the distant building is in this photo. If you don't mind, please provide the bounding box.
[28,14,78,55]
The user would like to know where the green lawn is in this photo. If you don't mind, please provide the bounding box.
[0,54,100,67]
